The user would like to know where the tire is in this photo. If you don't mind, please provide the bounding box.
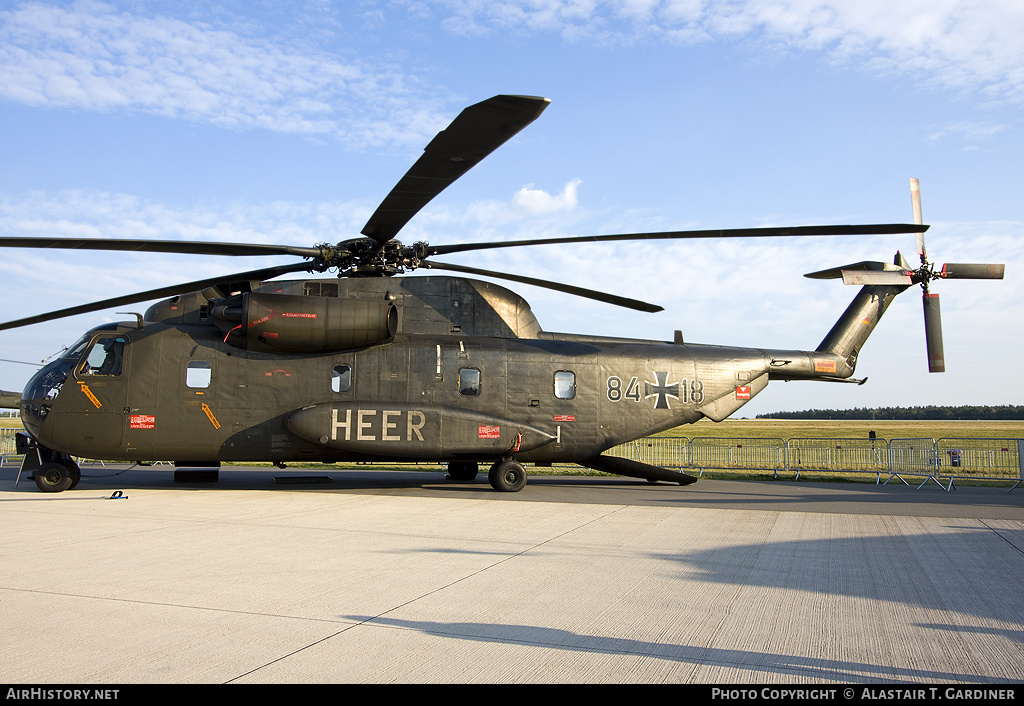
[488,460,527,492]
[68,462,82,489]
[34,461,75,493]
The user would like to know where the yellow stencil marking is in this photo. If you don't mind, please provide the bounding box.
[79,382,102,409]
[201,403,221,429]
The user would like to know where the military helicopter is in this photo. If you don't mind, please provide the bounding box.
[0,95,1004,493]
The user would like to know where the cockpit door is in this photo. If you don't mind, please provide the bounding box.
[49,334,130,455]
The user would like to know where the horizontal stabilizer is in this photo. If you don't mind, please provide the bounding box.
[805,261,887,279]
[841,270,913,286]
[805,260,914,286]
[805,260,909,279]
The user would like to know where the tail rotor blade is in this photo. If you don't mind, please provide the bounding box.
[910,177,927,260]
[940,263,1005,280]
[923,291,945,373]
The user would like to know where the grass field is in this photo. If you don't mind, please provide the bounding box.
[654,418,1024,442]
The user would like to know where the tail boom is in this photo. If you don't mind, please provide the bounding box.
[767,283,908,383]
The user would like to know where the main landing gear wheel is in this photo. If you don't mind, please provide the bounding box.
[488,460,527,492]
[33,460,78,493]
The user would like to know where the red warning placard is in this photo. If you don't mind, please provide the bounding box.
[130,414,156,429]
[478,425,501,439]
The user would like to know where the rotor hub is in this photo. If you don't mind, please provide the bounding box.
[311,237,429,277]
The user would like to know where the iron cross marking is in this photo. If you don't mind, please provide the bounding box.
[644,371,679,410]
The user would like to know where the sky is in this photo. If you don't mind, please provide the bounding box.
[0,0,1021,417]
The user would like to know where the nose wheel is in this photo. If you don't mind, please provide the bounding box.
[488,460,527,492]
[33,459,81,493]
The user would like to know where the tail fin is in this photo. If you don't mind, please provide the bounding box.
[815,284,908,373]
[764,276,908,384]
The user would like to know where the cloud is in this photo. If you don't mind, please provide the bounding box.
[0,1,448,147]
[512,179,581,215]
[6,0,1020,155]
[926,120,1007,143]
[427,0,1024,102]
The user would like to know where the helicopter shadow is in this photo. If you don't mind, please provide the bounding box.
[649,528,1024,645]
[345,525,1024,681]
[340,614,1004,682]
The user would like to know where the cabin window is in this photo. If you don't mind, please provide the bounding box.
[79,336,127,377]
[332,364,352,393]
[554,371,576,399]
[185,360,212,389]
[459,368,480,396]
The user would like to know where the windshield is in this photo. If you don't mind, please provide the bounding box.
[20,333,115,438]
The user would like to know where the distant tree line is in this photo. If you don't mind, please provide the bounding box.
[757,405,1024,420]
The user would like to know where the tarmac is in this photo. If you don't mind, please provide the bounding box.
[1,463,1023,684]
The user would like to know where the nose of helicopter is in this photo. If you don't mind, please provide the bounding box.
[19,374,48,442]
[19,355,78,442]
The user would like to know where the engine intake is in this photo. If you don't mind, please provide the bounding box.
[211,292,397,353]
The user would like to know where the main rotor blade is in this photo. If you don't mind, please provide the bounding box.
[422,260,663,313]
[361,95,551,244]
[940,263,1005,279]
[0,262,316,332]
[429,223,929,257]
[0,237,320,259]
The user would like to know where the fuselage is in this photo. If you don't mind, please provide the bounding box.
[19,275,851,466]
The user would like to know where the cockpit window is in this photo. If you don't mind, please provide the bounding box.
[79,336,127,376]
[186,361,212,389]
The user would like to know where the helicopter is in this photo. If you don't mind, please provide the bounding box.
[0,95,1004,493]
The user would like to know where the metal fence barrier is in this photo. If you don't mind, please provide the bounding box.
[689,437,787,477]
[607,435,1024,491]
[4,427,1023,491]
[787,437,891,481]
[926,438,1023,491]
[0,428,17,464]
[886,438,940,486]
[610,436,691,469]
